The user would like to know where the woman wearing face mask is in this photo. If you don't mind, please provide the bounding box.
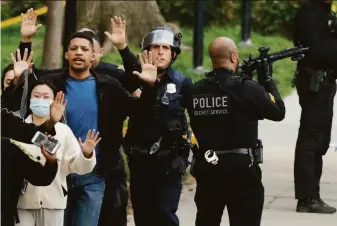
[14,80,100,226]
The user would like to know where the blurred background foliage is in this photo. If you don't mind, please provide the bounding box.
[3,0,336,40]
[157,0,336,39]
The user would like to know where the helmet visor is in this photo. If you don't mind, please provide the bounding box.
[142,30,174,50]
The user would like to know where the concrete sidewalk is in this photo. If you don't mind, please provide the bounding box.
[127,91,337,226]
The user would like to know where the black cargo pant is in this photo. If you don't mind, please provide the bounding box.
[98,159,129,226]
[294,71,336,200]
[127,151,183,226]
[194,153,264,226]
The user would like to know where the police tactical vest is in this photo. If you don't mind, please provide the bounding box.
[125,68,189,149]
[188,73,258,151]
[155,68,188,132]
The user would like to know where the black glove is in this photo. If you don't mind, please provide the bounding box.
[257,58,273,85]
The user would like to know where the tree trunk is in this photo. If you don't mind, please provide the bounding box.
[41,1,65,69]
[76,1,101,31]
[76,1,166,53]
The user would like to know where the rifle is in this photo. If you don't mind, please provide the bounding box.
[238,46,309,81]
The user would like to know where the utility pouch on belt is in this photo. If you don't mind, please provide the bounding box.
[305,68,326,92]
[253,139,263,164]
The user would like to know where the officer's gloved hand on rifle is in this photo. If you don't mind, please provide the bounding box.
[257,59,274,89]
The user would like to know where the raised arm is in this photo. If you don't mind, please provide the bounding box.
[243,79,285,122]
[1,108,55,142]
[17,8,41,62]
[104,17,142,93]
[63,129,99,175]
[114,50,159,116]
[18,8,64,77]
[1,48,34,111]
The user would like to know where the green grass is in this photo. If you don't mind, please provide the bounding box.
[1,22,296,97]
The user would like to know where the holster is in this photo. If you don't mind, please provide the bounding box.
[170,138,193,175]
[304,67,333,92]
[253,139,264,164]
[189,144,199,177]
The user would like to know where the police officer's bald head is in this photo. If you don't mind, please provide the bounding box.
[208,37,240,72]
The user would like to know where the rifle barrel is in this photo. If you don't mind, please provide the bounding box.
[268,47,309,63]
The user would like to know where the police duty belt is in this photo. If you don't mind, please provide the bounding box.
[204,148,255,167]
[126,142,171,156]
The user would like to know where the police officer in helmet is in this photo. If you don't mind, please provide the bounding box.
[183,37,285,226]
[123,26,193,226]
[293,0,337,214]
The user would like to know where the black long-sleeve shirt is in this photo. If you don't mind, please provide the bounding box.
[1,137,58,226]
[183,68,285,151]
[293,2,337,72]
[1,107,58,225]
[1,108,56,141]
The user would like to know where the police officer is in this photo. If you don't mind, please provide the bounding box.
[183,37,285,226]
[293,0,337,214]
[123,26,193,226]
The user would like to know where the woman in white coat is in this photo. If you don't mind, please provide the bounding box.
[14,80,101,226]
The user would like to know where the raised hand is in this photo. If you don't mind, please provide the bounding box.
[133,50,158,86]
[21,8,43,41]
[104,16,127,50]
[78,129,101,158]
[10,48,33,79]
[50,91,67,124]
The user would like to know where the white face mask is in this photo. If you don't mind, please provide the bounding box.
[30,98,52,117]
